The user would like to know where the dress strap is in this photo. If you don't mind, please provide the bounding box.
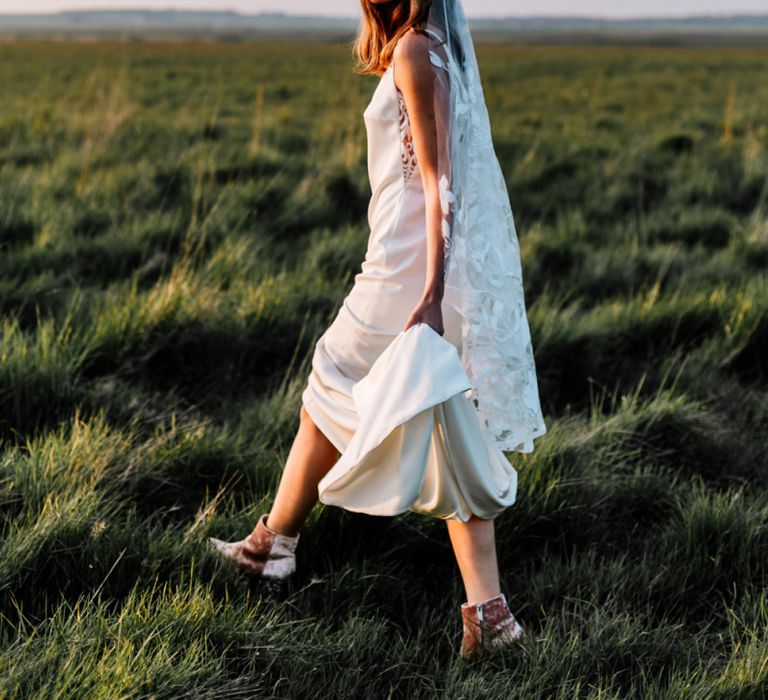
[422,27,444,42]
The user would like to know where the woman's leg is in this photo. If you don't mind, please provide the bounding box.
[445,514,502,605]
[264,405,339,537]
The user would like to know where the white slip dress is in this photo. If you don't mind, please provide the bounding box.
[301,62,519,522]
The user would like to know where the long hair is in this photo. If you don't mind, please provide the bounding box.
[354,0,432,76]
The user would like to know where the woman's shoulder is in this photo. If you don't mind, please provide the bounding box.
[392,28,433,87]
[393,27,431,67]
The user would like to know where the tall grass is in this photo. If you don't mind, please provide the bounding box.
[0,39,767,697]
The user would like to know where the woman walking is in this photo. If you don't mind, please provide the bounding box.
[209,0,547,659]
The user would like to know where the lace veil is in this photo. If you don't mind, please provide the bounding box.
[421,0,547,453]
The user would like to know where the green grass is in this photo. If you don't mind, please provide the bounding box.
[0,38,767,697]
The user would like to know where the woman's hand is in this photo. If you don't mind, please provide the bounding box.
[404,294,444,336]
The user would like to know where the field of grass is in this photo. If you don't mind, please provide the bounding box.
[0,38,767,697]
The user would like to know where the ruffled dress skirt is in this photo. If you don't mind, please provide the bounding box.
[305,322,518,522]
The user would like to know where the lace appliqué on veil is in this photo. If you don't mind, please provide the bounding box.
[397,89,418,183]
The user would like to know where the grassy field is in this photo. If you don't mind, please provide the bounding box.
[1,38,767,698]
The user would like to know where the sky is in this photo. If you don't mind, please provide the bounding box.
[1,0,767,16]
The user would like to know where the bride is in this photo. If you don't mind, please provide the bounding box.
[210,0,547,659]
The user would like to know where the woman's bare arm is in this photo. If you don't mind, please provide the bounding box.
[393,30,445,335]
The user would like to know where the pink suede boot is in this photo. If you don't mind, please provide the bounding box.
[208,513,299,579]
[459,592,525,659]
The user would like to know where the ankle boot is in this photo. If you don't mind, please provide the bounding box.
[208,513,299,579]
[459,592,524,659]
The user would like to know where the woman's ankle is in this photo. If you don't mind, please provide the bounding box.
[264,512,300,539]
[465,586,502,606]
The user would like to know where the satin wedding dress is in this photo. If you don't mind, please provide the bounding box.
[300,60,524,523]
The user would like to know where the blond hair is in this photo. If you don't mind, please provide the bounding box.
[354,0,432,76]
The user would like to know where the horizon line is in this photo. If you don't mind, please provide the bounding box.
[2,7,768,21]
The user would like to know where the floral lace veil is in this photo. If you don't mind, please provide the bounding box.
[423,0,547,452]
